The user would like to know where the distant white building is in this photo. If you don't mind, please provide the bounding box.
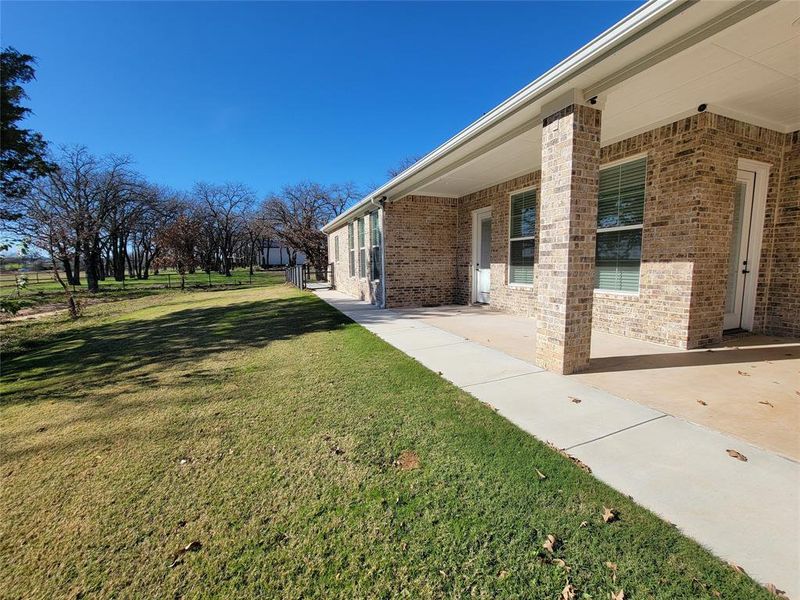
[260,245,305,267]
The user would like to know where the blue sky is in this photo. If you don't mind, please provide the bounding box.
[2,1,641,198]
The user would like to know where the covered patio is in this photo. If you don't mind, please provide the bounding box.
[354,302,800,461]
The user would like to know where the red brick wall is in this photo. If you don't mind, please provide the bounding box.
[765,131,800,337]
[328,114,799,346]
[383,195,458,307]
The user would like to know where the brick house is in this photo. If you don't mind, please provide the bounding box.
[322,0,799,375]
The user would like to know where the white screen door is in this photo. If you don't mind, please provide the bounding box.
[474,212,492,304]
[724,170,756,330]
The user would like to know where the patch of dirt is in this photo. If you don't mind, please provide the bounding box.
[394,450,420,471]
[2,305,65,323]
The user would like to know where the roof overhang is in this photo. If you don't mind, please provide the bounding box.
[323,0,799,233]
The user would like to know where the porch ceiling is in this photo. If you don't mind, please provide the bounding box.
[413,0,799,200]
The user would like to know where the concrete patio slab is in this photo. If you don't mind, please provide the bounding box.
[379,327,468,353]
[569,417,800,598]
[359,302,799,461]
[466,371,664,449]
[410,341,542,387]
[314,289,800,597]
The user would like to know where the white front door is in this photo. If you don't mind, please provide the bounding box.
[475,211,492,304]
[723,170,757,330]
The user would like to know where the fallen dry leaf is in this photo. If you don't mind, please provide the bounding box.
[766,583,788,598]
[579,520,588,528]
[394,450,420,471]
[546,442,592,473]
[606,561,618,582]
[602,506,618,523]
[610,590,625,600]
[543,534,558,553]
[498,570,509,579]
[729,562,747,574]
[170,540,202,567]
[726,449,748,462]
[552,558,570,571]
[561,583,576,600]
[535,468,547,480]
[737,370,750,377]
[696,400,708,406]
[758,400,774,408]
[569,396,582,404]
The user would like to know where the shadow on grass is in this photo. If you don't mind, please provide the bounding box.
[1,294,351,407]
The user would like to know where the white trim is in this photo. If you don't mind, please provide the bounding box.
[471,207,492,304]
[378,206,387,308]
[597,224,644,233]
[735,158,770,331]
[594,289,640,298]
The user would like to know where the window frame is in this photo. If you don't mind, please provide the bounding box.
[334,235,339,262]
[507,187,537,287]
[357,217,367,279]
[348,222,355,277]
[595,155,647,295]
[369,210,382,281]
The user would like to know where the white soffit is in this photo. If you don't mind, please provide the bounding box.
[601,0,800,141]
[415,127,542,198]
[417,1,799,198]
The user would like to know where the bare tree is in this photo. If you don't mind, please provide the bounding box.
[128,186,182,279]
[155,213,201,290]
[14,171,80,316]
[263,181,359,278]
[193,182,254,276]
[240,208,275,275]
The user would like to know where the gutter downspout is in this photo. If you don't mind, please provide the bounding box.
[370,196,387,308]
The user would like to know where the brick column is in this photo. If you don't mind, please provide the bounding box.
[535,103,601,374]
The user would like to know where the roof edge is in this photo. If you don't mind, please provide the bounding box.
[322,0,688,233]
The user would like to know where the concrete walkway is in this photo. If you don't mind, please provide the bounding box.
[315,289,800,598]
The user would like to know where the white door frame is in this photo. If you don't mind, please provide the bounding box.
[471,206,492,304]
[726,158,769,331]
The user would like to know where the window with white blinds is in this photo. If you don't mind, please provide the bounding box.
[348,222,355,277]
[357,218,366,278]
[596,157,646,292]
[509,189,536,285]
[370,210,382,280]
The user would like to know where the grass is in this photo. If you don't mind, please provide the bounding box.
[0,284,771,599]
[0,269,285,320]
[0,267,284,294]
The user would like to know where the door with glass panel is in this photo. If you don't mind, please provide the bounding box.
[724,170,757,330]
[473,209,492,304]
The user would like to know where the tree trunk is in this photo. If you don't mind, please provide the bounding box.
[72,243,81,285]
[83,241,101,293]
[62,258,74,286]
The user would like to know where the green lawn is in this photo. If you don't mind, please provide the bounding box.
[0,267,284,294]
[0,268,285,316]
[0,284,770,599]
